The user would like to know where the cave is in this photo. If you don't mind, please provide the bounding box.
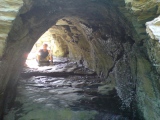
[0,0,160,120]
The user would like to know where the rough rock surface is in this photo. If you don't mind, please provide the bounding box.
[4,59,131,120]
[22,57,96,77]
[0,0,160,120]
[4,75,130,120]
[0,0,23,57]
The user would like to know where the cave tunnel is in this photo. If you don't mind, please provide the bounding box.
[1,0,160,120]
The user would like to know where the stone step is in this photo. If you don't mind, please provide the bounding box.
[0,40,6,57]
[0,0,23,9]
[0,33,8,40]
[0,11,18,18]
[0,15,15,21]
[0,0,23,57]
[0,6,20,11]
[0,23,11,34]
[0,20,11,26]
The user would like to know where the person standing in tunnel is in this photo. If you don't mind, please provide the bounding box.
[36,43,53,65]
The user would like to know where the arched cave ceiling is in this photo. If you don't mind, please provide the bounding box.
[0,0,160,120]
[0,0,160,58]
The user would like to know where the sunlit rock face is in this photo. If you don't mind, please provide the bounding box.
[146,16,160,40]
[0,0,160,119]
[114,0,160,44]
[0,0,23,58]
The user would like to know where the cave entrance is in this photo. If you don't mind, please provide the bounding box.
[23,17,96,79]
[25,17,91,69]
[5,17,130,119]
[26,24,69,68]
[3,1,138,119]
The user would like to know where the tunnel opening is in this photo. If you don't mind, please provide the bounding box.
[1,1,143,120]
[25,17,94,69]
[6,16,134,119]
[5,16,137,119]
[25,24,70,68]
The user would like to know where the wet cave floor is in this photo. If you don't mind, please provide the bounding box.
[4,58,133,120]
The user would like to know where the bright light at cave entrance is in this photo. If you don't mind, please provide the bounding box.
[25,24,70,68]
[146,16,160,41]
[25,30,54,68]
[26,58,38,68]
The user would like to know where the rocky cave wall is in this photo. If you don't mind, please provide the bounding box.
[0,0,23,58]
[0,0,160,120]
[115,1,160,119]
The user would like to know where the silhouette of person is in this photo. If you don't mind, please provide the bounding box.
[36,43,53,65]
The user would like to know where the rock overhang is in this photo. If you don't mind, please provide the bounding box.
[1,0,160,120]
